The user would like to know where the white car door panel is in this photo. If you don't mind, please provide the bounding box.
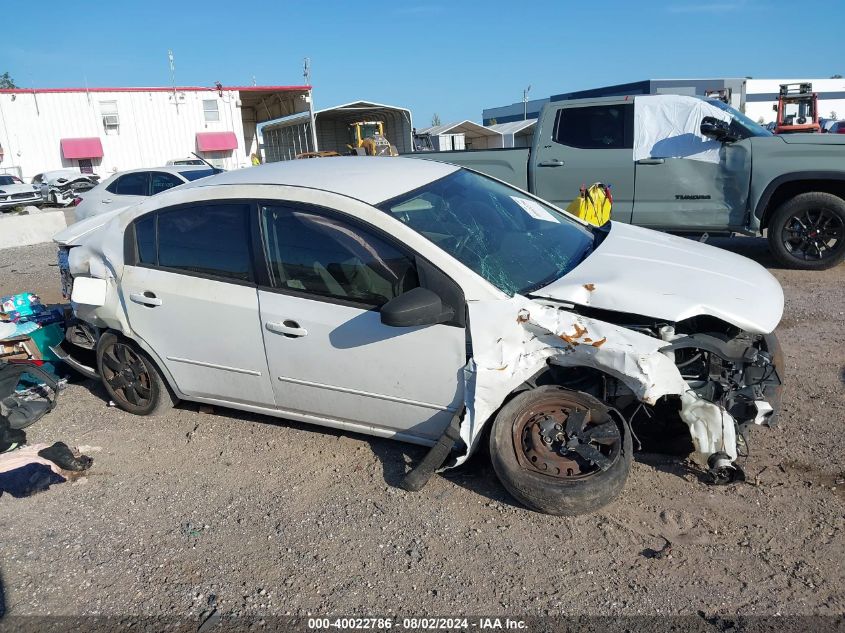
[259,290,465,440]
[256,202,466,441]
[122,266,275,405]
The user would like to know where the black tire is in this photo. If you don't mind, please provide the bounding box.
[489,386,632,516]
[767,192,845,270]
[96,332,176,416]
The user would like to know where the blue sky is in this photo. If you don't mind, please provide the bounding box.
[2,0,842,126]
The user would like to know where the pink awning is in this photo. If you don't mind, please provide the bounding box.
[60,137,104,159]
[196,131,238,152]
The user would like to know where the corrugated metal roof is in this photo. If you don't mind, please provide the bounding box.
[487,119,537,135]
[0,85,310,95]
[419,120,501,137]
[262,100,412,131]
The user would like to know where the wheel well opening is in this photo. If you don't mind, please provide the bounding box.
[762,180,845,229]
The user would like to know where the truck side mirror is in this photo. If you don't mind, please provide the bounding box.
[700,116,736,142]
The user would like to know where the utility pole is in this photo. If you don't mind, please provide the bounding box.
[168,49,179,113]
[303,57,318,152]
[523,84,531,120]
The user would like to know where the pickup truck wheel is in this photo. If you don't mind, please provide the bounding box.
[96,332,177,416]
[489,386,631,516]
[767,192,845,269]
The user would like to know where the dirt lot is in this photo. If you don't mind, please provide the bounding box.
[0,235,843,620]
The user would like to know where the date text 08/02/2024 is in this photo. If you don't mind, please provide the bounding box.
[307,617,528,630]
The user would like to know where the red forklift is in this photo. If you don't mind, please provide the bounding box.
[773,83,820,134]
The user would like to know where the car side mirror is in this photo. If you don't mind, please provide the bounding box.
[380,287,453,327]
[700,116,736,142]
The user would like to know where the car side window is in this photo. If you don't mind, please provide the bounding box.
[135,214,156,265]
[553,104,634,149]
[111,172,149,196]
[143,203,254,282]
[260,204,418,307]
[150,172,184,195]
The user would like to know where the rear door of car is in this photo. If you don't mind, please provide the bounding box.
[530,101,635,223]
[101,171,150,210]
[121,201,276,406]
[254,200,466,442]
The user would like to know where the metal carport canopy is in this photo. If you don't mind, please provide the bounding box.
[261,100,414,161]
[419,120,504,149]
[420,120,502,140]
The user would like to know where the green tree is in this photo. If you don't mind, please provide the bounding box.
[831,74,842,79]
[431,113,441,127]
[0,72,16,89]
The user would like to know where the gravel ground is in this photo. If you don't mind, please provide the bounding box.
[0,235,843,620]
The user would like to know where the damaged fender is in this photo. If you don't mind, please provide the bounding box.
[455,295,739,468]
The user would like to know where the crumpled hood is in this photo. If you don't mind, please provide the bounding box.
[531,222,784,334]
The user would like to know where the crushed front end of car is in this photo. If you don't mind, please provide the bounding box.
[456,293,783,487]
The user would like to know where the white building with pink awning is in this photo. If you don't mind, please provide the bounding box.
[0,85,312,181]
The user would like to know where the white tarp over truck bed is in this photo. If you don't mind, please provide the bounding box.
[633,95,732,164]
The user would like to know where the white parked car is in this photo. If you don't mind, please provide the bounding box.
[166,157,207,166]
[0,174,41,210]
[74,166,220,220]
[31,170,100,207]
[53,158,784,515]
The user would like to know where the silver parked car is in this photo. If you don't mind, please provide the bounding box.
[0,174,41,209]
[74,166,220,220]
[53,158,784,515]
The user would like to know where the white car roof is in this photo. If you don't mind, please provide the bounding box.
[114,165,214,176]
[183,156,460,205]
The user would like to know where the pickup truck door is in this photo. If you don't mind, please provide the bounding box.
[530,102,635,223]
[632,138,752,231]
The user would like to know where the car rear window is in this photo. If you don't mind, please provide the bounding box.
[553,104,634,149]
[135,215,156,265]
[177,168,218,182]
[156,203,253,281]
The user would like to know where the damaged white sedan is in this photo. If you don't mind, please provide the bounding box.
[53,157,783,515]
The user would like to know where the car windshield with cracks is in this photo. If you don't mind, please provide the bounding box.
[378,169,600,296]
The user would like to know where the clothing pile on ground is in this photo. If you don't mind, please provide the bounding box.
[0,357,92,498]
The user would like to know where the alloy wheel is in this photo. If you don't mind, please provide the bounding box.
[781,207,845,261]
[100,342,153,408]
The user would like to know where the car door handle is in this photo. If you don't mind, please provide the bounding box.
[102,199,112,203]
[636,158,665,165]
[266,320,308,338]
[129,292,162,307]
[538,159,565,167]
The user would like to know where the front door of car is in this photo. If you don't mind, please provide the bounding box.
[531,102,636,223]
[632,138,752,230]
[256,202,466,442]
[121,202,276,407]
